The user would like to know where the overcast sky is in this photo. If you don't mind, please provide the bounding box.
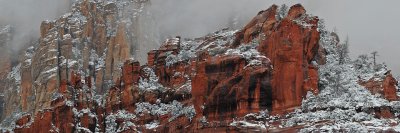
[0,0,69,51]
[298,0,400,76]
[151,0,400,75]
[0,0,398,75]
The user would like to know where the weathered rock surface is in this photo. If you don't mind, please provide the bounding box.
[1,1,399,133]
[237,4,321,114]
[1,0,154,117]
[0,26,12,82]
[0,25,13,118]
[360,71,399,101]
[189,4,323,120]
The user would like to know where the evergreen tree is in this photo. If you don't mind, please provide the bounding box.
[277,4,288,20]
[371,51,378,70]
[338,36,349,64]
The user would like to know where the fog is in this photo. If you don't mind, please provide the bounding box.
[150,0,400,75]
[0,0,70,51]
[0,0,398,75]
[297,0,400,76]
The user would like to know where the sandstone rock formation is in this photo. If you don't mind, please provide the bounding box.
[0,0,159,131]
[0,25,13,120]
[236,4,321,114]
[1,0,155,117]
[0,1,399,133]
[144,4,323,121]
[360,71,399,101]
[0,25,12,81]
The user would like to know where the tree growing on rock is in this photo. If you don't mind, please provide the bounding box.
[370,51,379,71]
[276,4,289,20]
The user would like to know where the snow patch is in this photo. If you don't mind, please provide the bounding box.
[135,100,196,122]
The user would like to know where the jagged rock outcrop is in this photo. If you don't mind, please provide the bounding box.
[382,72,398,101]
[1,1,399,132]
[0,26,12,81]
[196,56,273,119]
[145,4,322,120]
[236,4,321,114]
[147,37,192,88]
[187,4,323,120]
[0,25,29,122]
[1,0,156,117]
[360,71,399,101]
[0,3,335,132]
[0,25,13,118]
[0,0,162,131]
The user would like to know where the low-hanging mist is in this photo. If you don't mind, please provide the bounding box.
[150,0,281,40]
[149,0,400,75]
[0,0,71,52]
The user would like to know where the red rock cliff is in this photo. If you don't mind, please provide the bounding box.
[360,71,399,101]
[3,3,326,132]
[190,4,322,118]
[4,2,400,133]
[242,4,321,113]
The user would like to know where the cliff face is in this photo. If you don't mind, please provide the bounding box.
[3,0,159,117]
[0,0,160,131]
[0,26,12,80]
[188,4,322,119]
[0,25,13,120]
[360,71,399,101]
[238,4,321,113]
[1,1,399,132]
